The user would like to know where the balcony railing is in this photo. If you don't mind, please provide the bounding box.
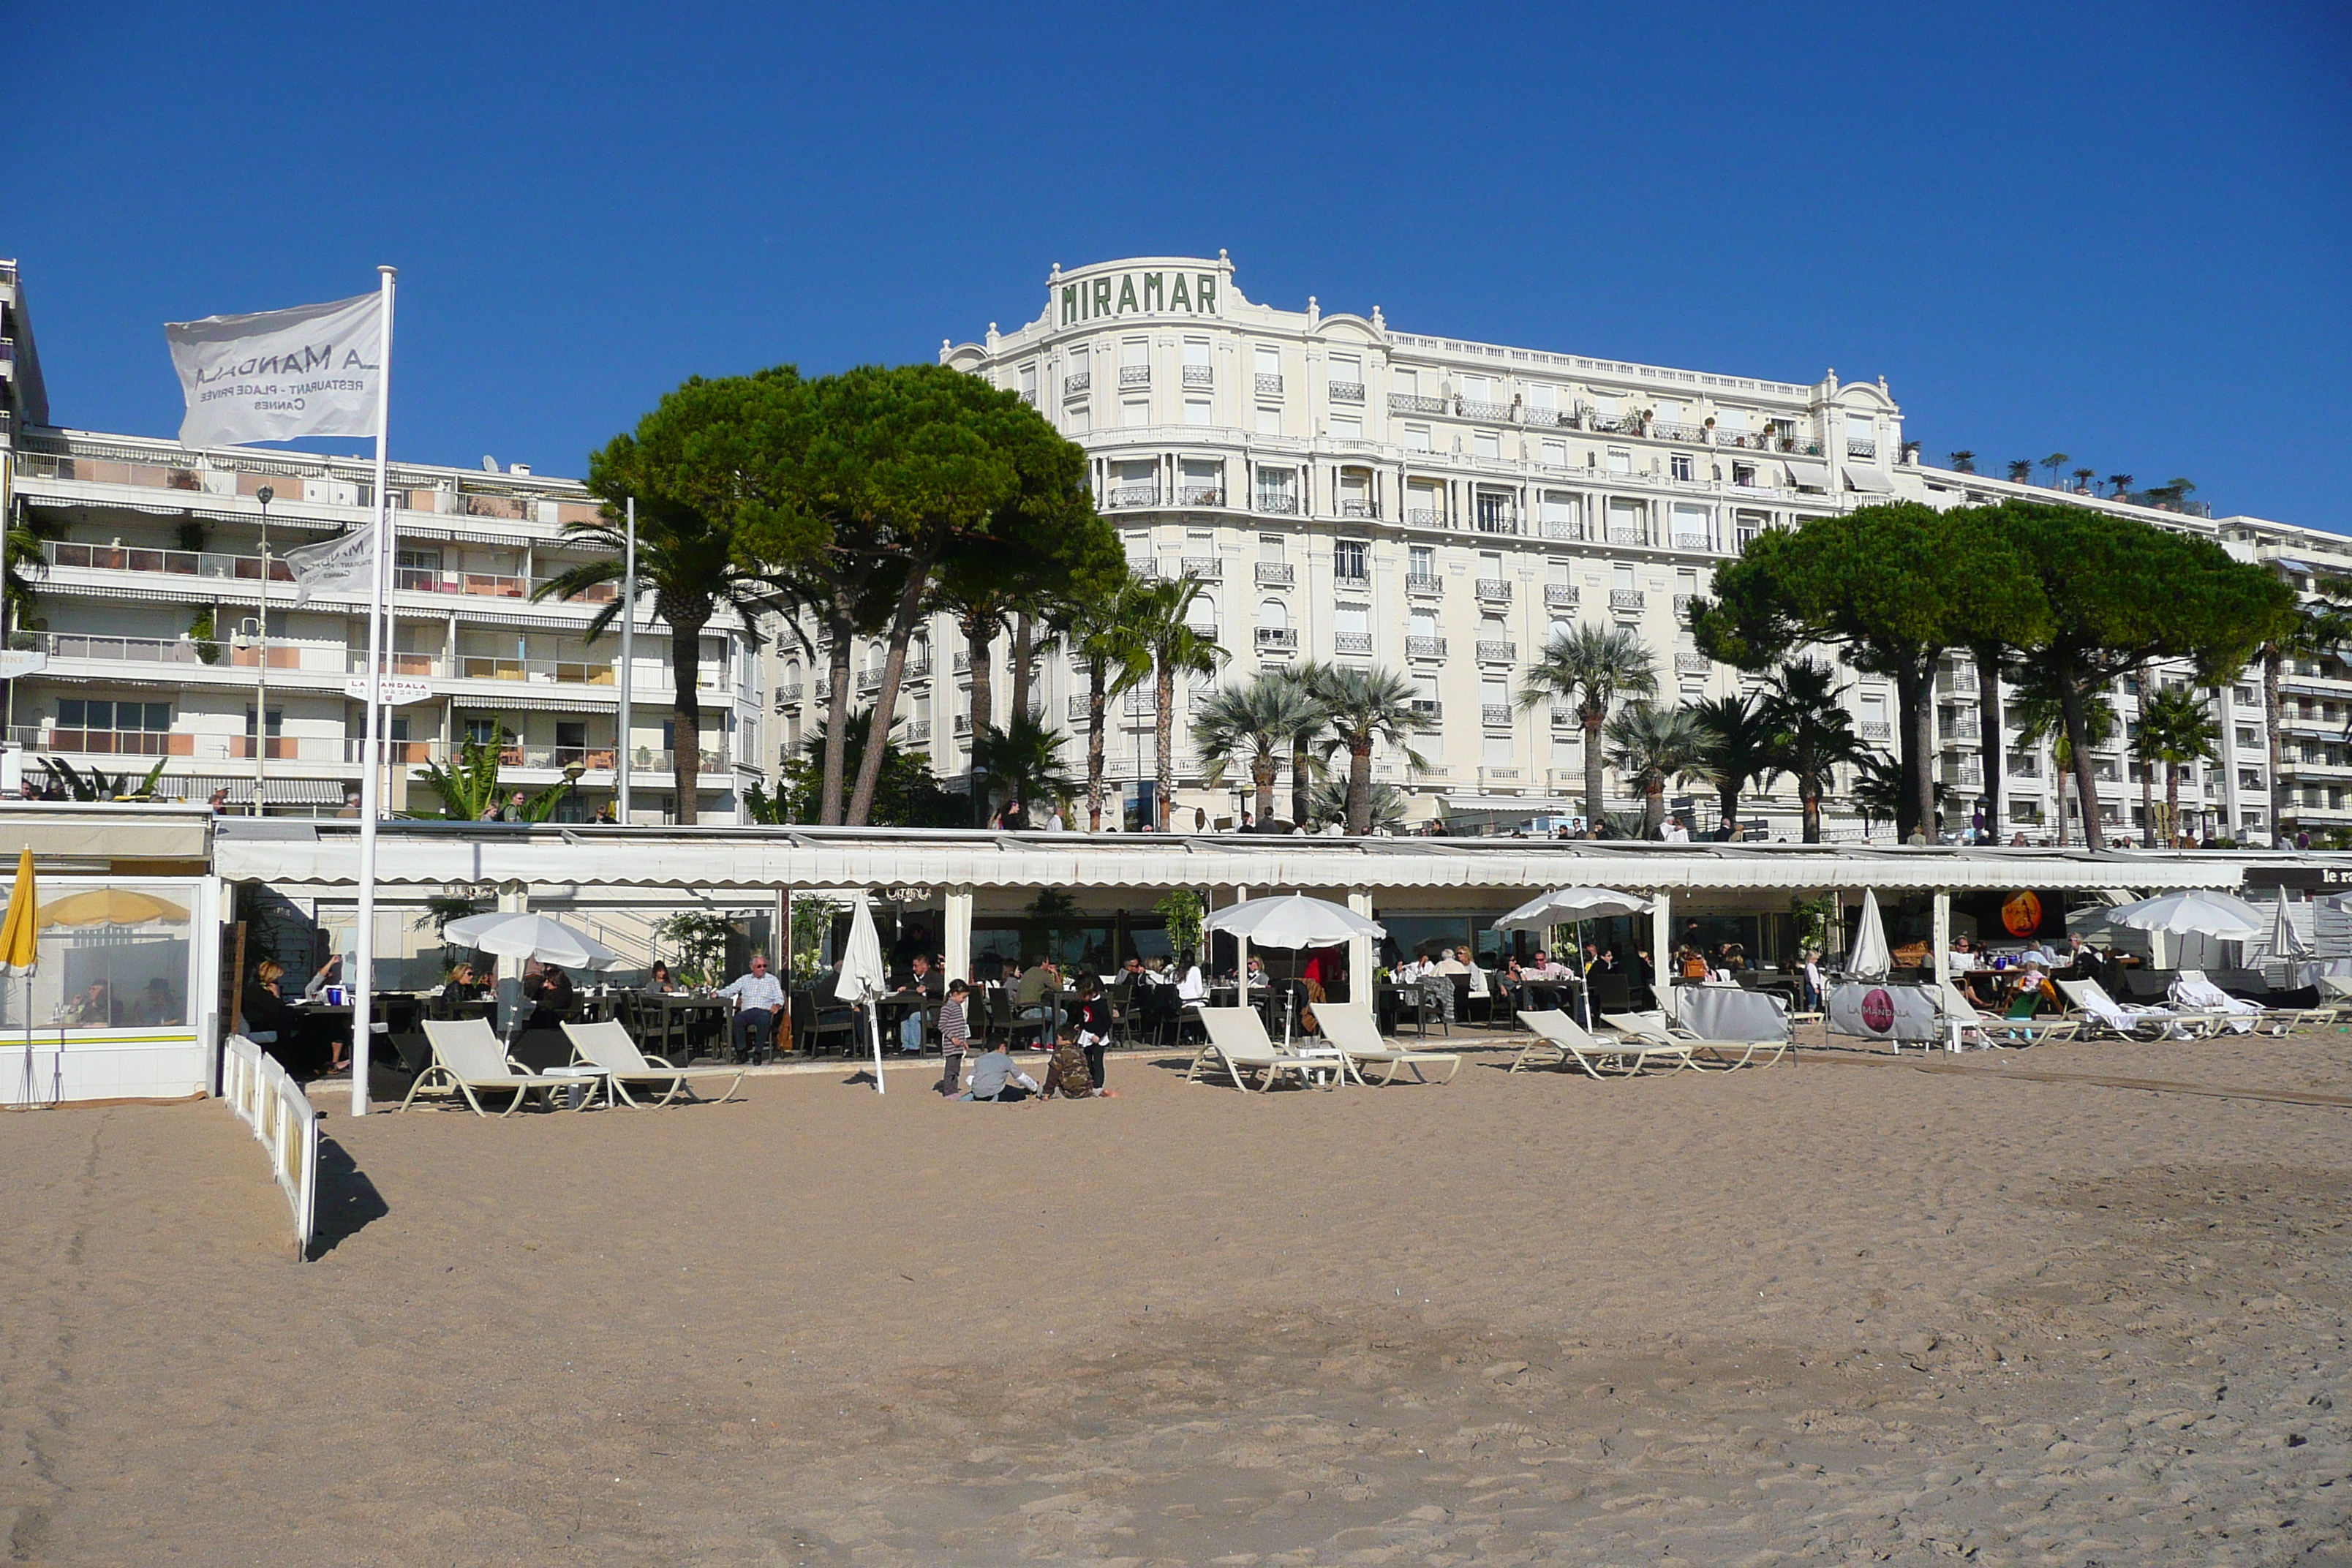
[1405,508,1444,529]
[1550,705,1578,726]
[952,714,972,736]
[776,686,802,709]
[1605,526,1648,546]
[1405,636,1447,659]
[1255,627,1298,652]
[1336,500,1378,519]
[1608,589,1646,609]
[1404,573,1443,594]
[1671,593,1695,617]
[1107,483,1160,509]
[1670,533,1712,551]
[1475,641,1518,663]
[1847,437,1877,459]
[1481,704,1515,726]
[1544,520,1587,541]
[1176,485,1224,507]
[1254,493,1299,515]
[906,720,932,745]
[1333,631,1373,655]
[1674,652,1711,674]
[1859,721,1893,739]
[1180,556,1221,579]
[1480,766,1523,783]
[1460,400,1515,423]
[1409,700,1440,718]
[15,726,192,758]
[1182,364,1213,388]
[1254,562,1293,585]
[456,655,623,687]
[857,668,883,693]
[1523,406,1568,429]
[1389,393,1447,416]
[1328,380,1365,403]
[1254,374,1284,398]
[1544,584,1578,608]
[1474,578,1512,602]
[1063,372,1090,396]
[1653,421,1707,443]
[1474,512,1521,535]
[40,540,619,605]
[1119,365,1150,387]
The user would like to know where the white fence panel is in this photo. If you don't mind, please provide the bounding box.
[222,1034,320,1259]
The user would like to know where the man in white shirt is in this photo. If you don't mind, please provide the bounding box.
[715,954,788,1061]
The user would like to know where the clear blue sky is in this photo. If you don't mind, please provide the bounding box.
[11,1,2348,527]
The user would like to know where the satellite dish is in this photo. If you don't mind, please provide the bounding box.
[480,455,499,472]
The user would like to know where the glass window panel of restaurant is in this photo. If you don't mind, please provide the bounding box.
[0,881,195,1032]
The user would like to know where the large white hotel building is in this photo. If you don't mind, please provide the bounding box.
[6,251,2351,841]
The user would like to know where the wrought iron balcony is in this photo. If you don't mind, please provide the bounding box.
[1474,512,1521,535]
[1670,533,1712,551]
[1674,652,1711,674]
[906,720,932,745]
[1859,721,1893,739]
[1409,699,1440,717]
[1119,364,1151,387]
[1389,393,1447,415]
[1180,556,1221,579]
[1474,578,1512,602]
[1333,631,1373,655]
[1254,493,1299,516]
[1523,406,1568,428]
[1182,364,1213,388]
[1404,573,1443,594]
[1653,421,1707,442]
[1608,589,1646,610]
[1063,372,1090,396]
[1544,584,1578,608]
[1255,627,1298,652]
[1328,380,1365,403]
[1551,705,1578,725]
[775,686,802,709]
[1337,500,1379,519]
[1672,593,1696,615]
[1067,694,1090,720]
[1404,508,1444,529]
[1461,400,1515,423]
[953,652,970,672]
[1405,636,1447,659]
[1475,641,1518,663]
[1605,526,1648,546]
[1107,483,1160,509]
[1847,437,1877,459]
[857,668,883,693]
[1176,485,1224,507]
[1481,704,1514,727]
[1254,373,1284,397]
[1254,562,1294,585]
[1480,766,1523,784]
[953,714,972,736]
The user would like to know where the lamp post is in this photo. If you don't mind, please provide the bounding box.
[251,485,273,817]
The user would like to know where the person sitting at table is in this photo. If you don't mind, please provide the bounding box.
[1011,954,1063,1047]
[2062,933,2111,982]
[58,980,113,1028]
[1460,949,1493,1013]
[1242,955,1270,995]
[1948,934,1978,971]
[1433,948,1470,979]
[715,953,787,1063]
[134,976,181,1027]
[895,954,943,1053]
[959,1041,1040,1102]
[1175,951,1206,1006]
[1677,945,1711,980]
[522,962,577,1031]
[303,954,344,1002]
[241,961,291,1047]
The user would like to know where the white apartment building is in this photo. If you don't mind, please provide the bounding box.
[905,252,2318,839]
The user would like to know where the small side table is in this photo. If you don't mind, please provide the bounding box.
[541,1063,607,1111]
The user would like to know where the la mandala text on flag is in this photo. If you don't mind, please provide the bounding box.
[283,524,376,606]
[165,293,384,448]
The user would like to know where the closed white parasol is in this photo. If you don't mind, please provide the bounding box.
[835,894,889,1094]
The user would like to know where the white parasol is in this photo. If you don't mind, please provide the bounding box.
[2103,889,2266,941]
[1203,893,1385,948]
[2268,890,2312,960]
[443,911,625,970]
[834,894,889,1095]
[1847,888,1892,981]
[1495,886,1651,1024]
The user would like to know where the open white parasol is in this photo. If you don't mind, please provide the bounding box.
[1495,886,1651,1024]
[443,911,625,970]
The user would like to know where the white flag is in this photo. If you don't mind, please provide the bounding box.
[165,292,384,448]
[283,523,376,606]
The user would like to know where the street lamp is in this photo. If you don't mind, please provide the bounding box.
[252,485,273,818]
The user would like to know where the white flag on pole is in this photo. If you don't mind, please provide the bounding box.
[165,293,385,448]
[283,523,376,606]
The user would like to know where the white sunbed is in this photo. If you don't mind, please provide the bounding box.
[562,1019,745,1107]
[1602,1011,1790,1071]
[403,1017,578,1116]
[2313,974,2352,1018]
[1186,1007,1337,1093]
[2054,977,2210,1041]
[1938,981,2083,1049]
[1311,1006,1460,1086]
[1511,1009,1693,1078]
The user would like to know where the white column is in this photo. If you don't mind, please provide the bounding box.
[1234,883,1251,996]
[944,886,973,984]
[1346,889,1376,1020]
[1651,891,1675,1022]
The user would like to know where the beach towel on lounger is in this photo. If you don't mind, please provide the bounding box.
[2168,970,2261,1033]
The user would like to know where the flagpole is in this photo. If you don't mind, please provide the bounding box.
[351,265,396,1118]
[617,497,636,823]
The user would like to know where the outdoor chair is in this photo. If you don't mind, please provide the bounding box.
[1937,981,2082,1049]
[1312,1005,1460,1085]
[1601,1011,1789,1070]
[1510,1009,1693,1078]
[402,1017,578,1116]
[1389,981,1434,1037]
[1414,976,1454,1037]
[793,988,856,1056]
[1185,1006,1335,1092]
[562,1019,744,1107]
[2054,977,2200,1040]
[1586,971,1635,1016]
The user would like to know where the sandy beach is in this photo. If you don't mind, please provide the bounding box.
[4,1031,2350,1567]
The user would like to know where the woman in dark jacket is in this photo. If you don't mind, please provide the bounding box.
[524,964,577,1031]
[241,960,293,1044]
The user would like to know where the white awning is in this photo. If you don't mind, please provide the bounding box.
[1846,466,1896,494]
[1783,457,1832,487]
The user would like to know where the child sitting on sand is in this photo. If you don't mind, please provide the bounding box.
[958,1043,1040,1103]
[1039,1033,1118,1099]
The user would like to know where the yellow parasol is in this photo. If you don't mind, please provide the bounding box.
[0,848,36,977]
[37,888,187,930]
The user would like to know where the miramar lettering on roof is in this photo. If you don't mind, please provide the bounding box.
[1058,268,1220,325]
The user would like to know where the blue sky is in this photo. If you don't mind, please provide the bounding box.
[11,1,2348,527]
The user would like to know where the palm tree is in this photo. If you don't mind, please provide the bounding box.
[1602,701,1716,837]
[2106,472,2135,500]
[969,712,1077,821]
[2258,595,2352,840]
[1271,663,1332,829]
[2135,686,2221,845]
[1194,672,1323,829]
[2040,452,2070,489]
[1131,576,1225,829]
[2071,467,2095,494]
[1687,693,1776,834]
[532,496,772,826]
[1518,623,1657,837]
[1759,657,1876,843]
[2009,676,2116,846]
[412,739,566,821]
[1305,774,1409,833]
[1947,451,1976,473]
[1850,752,1952,837]
[2006,459,2033,483]
[1309,663,1434,834]
[1068,573,1156,830]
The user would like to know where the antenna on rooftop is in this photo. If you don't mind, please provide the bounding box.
[480,455,498,473]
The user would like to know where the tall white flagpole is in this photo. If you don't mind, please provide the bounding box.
[351,265,396,1117]
[617,497,636,823]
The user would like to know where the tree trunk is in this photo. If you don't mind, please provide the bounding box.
[1894,661,1932,841]
[1716,783,1740,836]
[965,608,996,826]
[1289,736,1312,830]
[2057,672,2107,851]
[2053,747,2070,846]
[1582,709,1605,838]
[1085,660,1107,832]
[2264,648,2289,843]
[2166,764,2182,847]
[1153,658,1175,830]
[1254,757,1276,829]
[1976,657,2003,840]
[847,560,932,827]
[1009,612,1034,725]
[1348,742,1373,835]
[1643,780,1665,838]
[1801,777,1823,843]
[667,614,708,826]
[2138,745,2155,848]
[818,593,856,826]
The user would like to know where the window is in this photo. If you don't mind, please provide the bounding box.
[1735,510,1766,549]
[1412,673,1439,711]
[1607,498,1643,538]
[1183,338,1210,372]
[1474,430,1501,460]
[1122,337,1149,369]
[1186,592,1218,636]
[1259,598,1289,630]
[1613,563,1635,592]
[1409,608,1439,639]
[1461,374,1496,404]
[1329,353,1360,382]
[1019,363,1037,405]
[1183,396,1212,426]
[1335,539,1369,580]
[59,699,171,734]
[1474,492,1512,532]
[1482,734,1514,766]
[1335,604,1370,637]
[1542,492,1579,536]
[1670,453,1694,482]
[1122,396,1151,428]
[1676,569,1699,597]
[1732,461,1759,488]
[1482,677,1509,708]
[1540,440,1567,467]
[1392,367,1420,396]
[1255,406,1282,435]
[1331,414,1362,440]
[1404,423,1431,452]
[463,717,500,746]
[2235,685,2256,706]
[1409,544,1436,579]
[1549,617,1573,643]
[1255,468,1297,513]
[1259,534,1286,562]
[1671,502,1708,544]
[0,879,192,1034]
[1607,448,1632,474]
[1526,384,1556,413]
[1255,344,1281,377]
[1067,405,1090,434]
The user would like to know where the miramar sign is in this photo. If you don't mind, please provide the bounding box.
[1058,268,1221,327]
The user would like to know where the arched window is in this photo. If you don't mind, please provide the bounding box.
[1259,598,1289,631]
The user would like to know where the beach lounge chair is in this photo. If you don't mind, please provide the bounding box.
[1938,981,2081,1049]
[1186,1007,1335,1092]
[402,1017,577,1116]
[2054,977,2202,1040]
[2168,970,2327,1034]
[1601,1011,1790,1070]
[1511,1009,1694,1077]
[562,1019,745,1107]
[1312,1006,1460,1085]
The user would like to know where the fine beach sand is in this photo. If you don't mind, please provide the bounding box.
[5,1032,2351,1567]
